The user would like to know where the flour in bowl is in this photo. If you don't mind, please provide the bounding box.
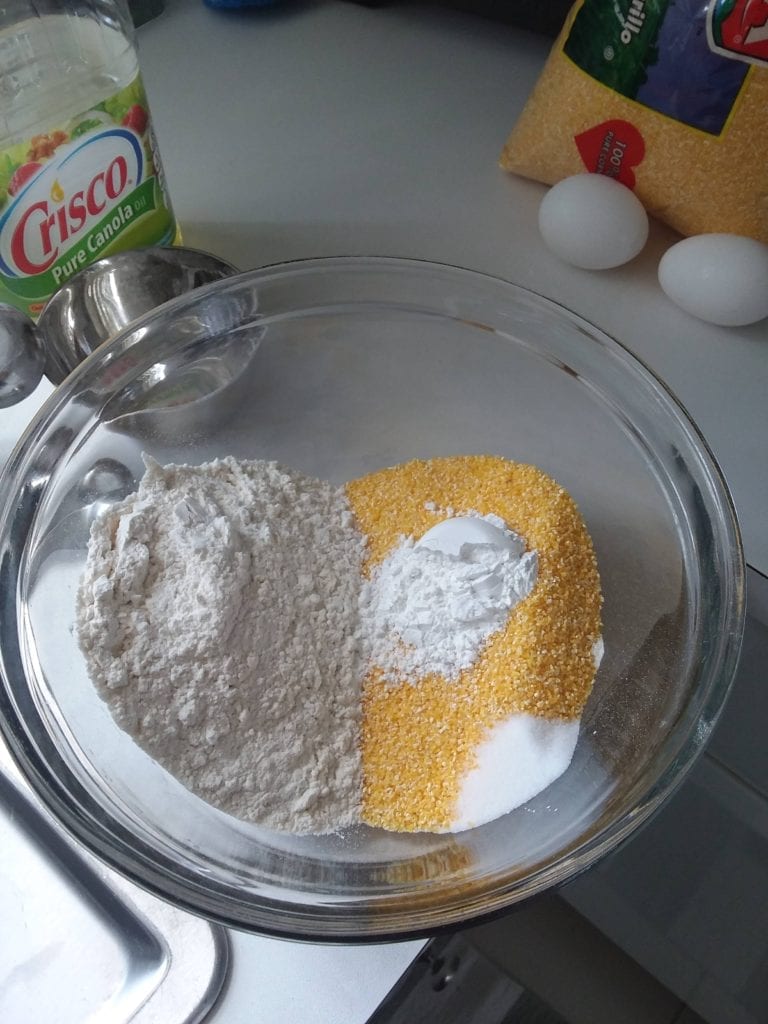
[76,456,367,834]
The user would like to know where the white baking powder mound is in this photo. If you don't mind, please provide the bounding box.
[361,513,538,683]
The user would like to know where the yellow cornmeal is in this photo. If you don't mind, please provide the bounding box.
[345,455,602,833]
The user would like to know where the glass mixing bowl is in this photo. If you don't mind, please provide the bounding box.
[0,257,745,941]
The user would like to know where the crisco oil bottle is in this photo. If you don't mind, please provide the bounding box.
[0,0,178,318]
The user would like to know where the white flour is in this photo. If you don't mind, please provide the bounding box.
[77,456,367,834]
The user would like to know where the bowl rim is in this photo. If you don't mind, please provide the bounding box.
[0,255,746,941]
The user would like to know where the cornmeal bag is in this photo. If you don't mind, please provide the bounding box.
[501,0,768,242]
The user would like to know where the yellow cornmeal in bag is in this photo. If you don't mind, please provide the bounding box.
[501,0,768,242]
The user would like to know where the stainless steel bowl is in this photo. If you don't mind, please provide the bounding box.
[0,257,745,941]
[0,246,240,404]
[38,246,238,385]
[0,304,46,408]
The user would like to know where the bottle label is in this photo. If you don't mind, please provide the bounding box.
[0,72,177,318]
[562,0,758,137]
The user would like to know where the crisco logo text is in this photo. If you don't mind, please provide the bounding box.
[0,130,143,281]
[11,156,130,274]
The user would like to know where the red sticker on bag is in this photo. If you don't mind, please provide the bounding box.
[709,0,768,66]
[575,119,646,189]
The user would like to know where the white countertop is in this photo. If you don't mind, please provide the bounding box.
[2,3,765,1022]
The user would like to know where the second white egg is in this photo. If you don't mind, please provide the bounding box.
[658,234,768,327]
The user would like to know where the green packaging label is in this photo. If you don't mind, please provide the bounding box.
[563,0,750,136]
[0,73,177,318]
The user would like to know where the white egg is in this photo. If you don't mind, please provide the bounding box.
[538,173,649,270]
[658,234,768,327]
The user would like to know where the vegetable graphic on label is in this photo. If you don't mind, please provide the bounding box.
[122,104,148,134]
[8,163,42,197]
[27,131,69,162]
[708,0,768,64]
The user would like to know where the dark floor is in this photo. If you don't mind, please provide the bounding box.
[369,893,707,1024]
